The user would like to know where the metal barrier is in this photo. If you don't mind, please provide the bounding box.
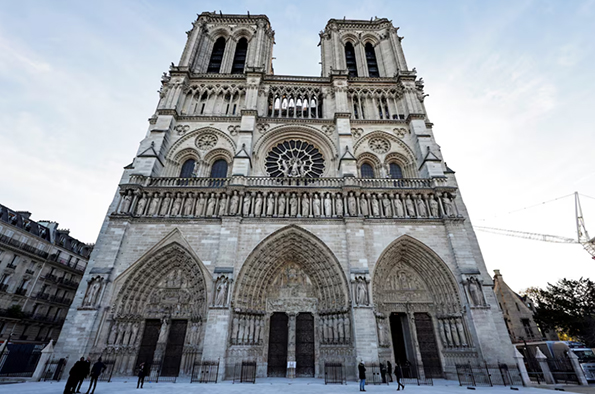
[97,359,115,382]
[323,362,344,384]
[233,360,256,383]
[548,357,579,384]
[42,358,65,381]
[149,362,177,383]
[456,362,524,387]
[364,363,384,385]
[191,360,219,383]
[0,343,42,377]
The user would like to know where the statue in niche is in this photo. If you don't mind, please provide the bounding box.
[442,193,455,217]
[405,195,416,217]
[83,277,103,307]
[243,193,252,216]
[219,193,227,216]
[337,315,345,342]
[289,193,298,216]
[466,277,484,306]
[313,194,321,216]
[160,193,171,216]
[183,194,194,216]
[108,322,118,345]
[416,196,427,217]
[348,192,357,216]
[131,321,140,345]
[382,194,392,217]
[148,193,160,216]
[336,193,344,217]
[188,321,201,345]
[196,193,206,216]
[135,193,147,216]
[301,194,310,216]
[359,194,369,216]
[266,193,275,216]
[356,277,369,306]
[206,193,216,216]
[229,191,239,215]
[171,193,182,216]
[371,195,380,217]
[429,195,439,217]
[254,193,263,216]
[214,277,228,306]
[344,316,351,342]
[158,317,170,343]
[119,190,133,214]
[277,193,286,216]
[324,193,332,216]
[377,318,387,346]
[231,315,239,344]
[393,194,404,217]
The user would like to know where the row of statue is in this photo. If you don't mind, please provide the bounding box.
[118,188,459,219]
[438,316,469,348]
[107,320,141,348]
[320,312,351,345]
[231,313,265,346]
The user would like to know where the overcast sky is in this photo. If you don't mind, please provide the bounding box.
[1,0,594,292]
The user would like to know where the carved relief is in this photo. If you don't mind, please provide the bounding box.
[369,137,390,154]
[464,276,486,307]
[82,276,105,308]
[195,133,218,151]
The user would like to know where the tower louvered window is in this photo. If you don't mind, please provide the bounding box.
[231,38,248,74]
[207,37,226,73]
[345,42,358,77]
[365,43,379,77]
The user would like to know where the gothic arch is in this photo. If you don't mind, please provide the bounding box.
[372,235,462,316]
[166,127,237,163]
[252,124,338,176]
[111,239,210,320]
[232,225,349,312]
[360,33,381,47]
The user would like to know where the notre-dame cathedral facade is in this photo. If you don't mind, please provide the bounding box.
[55,12,514,380]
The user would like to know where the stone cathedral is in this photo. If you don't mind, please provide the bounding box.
[55,12,514,380]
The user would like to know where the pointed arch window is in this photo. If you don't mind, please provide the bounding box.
[207,37,226,73]
[231,37,248,74]
[345,42,358,77]
[389,163,403,179]
[180,159,196,178]
[365,43,379,77]
[210,159,228,178]
[361,163,375,178]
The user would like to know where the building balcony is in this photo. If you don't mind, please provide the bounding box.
[0,284,8,292]
[14,287,28,296]
[6,263,17,270]
[116,175,461,220]
[25,269,35,275]
[34,292,50,300]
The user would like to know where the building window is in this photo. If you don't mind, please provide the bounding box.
[207,37,226,73]
[365,43,379,77]
[210,159,228,178]
[389,163,403,179]
[231,37,248,74]
[361,163,375,178]
[345,42,358,77]
[521,318,535,338]
[180,159,196,178]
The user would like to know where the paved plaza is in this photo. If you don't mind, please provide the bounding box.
[5,378,592,394]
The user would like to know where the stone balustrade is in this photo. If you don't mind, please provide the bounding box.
[115,176,460,220]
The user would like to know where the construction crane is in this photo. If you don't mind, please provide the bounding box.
[474,192,595,259]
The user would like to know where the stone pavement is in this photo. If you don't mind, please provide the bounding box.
[0,378,573,394]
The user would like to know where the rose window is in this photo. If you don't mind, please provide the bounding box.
[196,133,218,150]
[369,137,390,154]
[265,140,325,178]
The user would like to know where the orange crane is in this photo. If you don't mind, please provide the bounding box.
[474,192,595,259]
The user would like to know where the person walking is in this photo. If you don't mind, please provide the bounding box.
[137,362,147,389]
[64,357,85,394]
[394,362,405,391]
[86,357,106,394]
[358,360,367,392]
[387,360,393,382]
[76,357,91,393]
[380,361,387,384]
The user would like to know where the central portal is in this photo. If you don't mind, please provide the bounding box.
[296,313,314,377]
[267,312,288,377]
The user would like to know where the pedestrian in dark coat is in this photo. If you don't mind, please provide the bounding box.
[76,357,91,393]
[380,361,387,384]
[86,357,106,394]
[137,362,148,389]
[387,360,393,382]
[63,357,86,394]
[358,361,367,391]
[395,362,405,391]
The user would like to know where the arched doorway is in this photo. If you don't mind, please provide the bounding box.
[373,236,471,378]
[230,225,351,378]
[101,242,208,377]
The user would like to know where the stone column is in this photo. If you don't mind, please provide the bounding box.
[407,312,425,379]
[535,347,555,384]
[568,351,589,385]
[32,340,54,381]
[513,347,531,386]
[151,318,171,375]
[287,313,297,377]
